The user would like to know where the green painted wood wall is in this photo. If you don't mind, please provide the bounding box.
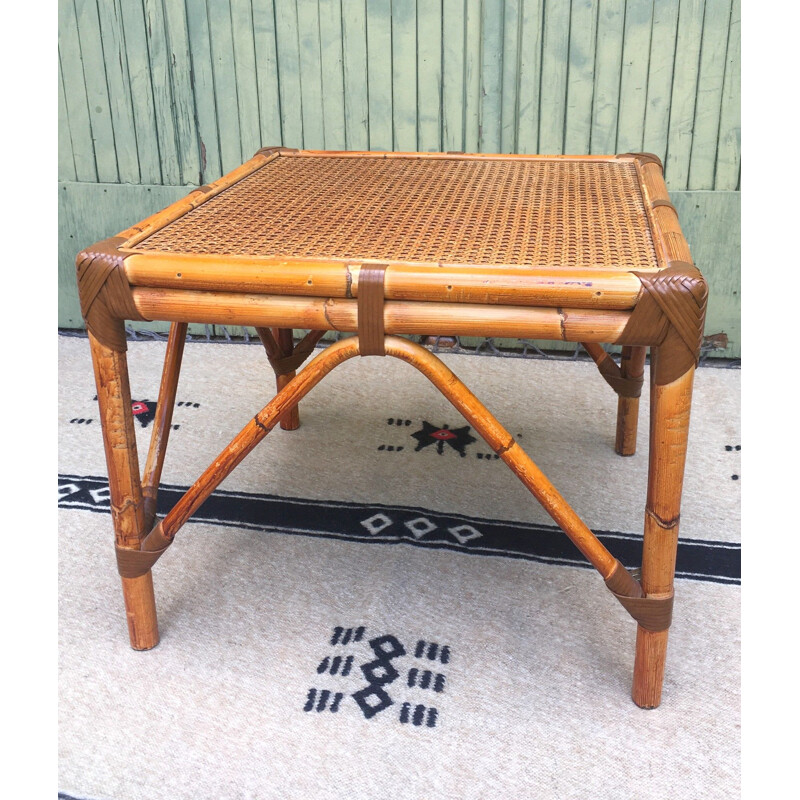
[59,0,741,356]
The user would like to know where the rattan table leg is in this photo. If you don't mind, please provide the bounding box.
[88,330,159,650]
[615,345,647,456]
[632,348,695,708]
[273,328,300,431]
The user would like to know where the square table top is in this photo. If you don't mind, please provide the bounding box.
[126,151,665,274]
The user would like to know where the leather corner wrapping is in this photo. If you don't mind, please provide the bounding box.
[358,264,388,356]
[115,521,173,579]
[617,152,664,171]
[76,236,146,351]
[255,145,299,158]
[618,262,708,385]
[604,560,674,632]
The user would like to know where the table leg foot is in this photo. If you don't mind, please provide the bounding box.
[632,627,669,708]
[122,573,160,650]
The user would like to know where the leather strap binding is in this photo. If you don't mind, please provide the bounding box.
[358,264,388,356]
[267,332,324,375]
[604,560,674,632]
[115,521,173,578]
[617,261,708,385]
[650,198,677,215]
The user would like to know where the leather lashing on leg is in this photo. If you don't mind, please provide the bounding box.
[115,521,173,578]
[604,559,674,632]
[358,264,388,356]
[265,331,326,375]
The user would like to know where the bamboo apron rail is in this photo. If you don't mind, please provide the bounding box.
[76,149,707,709]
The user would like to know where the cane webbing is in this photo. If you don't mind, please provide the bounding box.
[358,265,388,356]
[131,156,659,271]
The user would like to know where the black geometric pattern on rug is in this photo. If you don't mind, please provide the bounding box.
[58,474,741,585]
[304,626,449,727]
[410,421,477,456]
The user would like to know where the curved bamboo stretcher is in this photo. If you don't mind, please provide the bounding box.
[78,149,707,708]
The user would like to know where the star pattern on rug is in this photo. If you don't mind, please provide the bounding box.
[411,421,477,457]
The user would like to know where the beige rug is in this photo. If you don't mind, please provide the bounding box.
[58,334,740,799]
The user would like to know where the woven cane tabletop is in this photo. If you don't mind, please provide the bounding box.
[132,154,660,271]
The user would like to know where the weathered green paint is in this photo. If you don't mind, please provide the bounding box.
[318,0,347,150]
[590,0,624,154]
[643,0,679,163]
[665,0,706,189]
[564,0,598,154]
[391,0,418,152]
[119,0,163,184]
[516,0,544,154]
[341,2,370,150]
[714,0,740,190]
[231,0,264,161]
[252,0,283,149]
[688,0,732,190]
[616,0,654,154]
[538,0,571,154]
[417,2,442,152]
[58,1,740,351]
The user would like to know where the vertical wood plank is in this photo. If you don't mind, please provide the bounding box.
[564,0,599,154]
[296,0,326,149]
[688,0,732,190]
[366,0,393,150]
[615,0,654,154]
[441,0,465,151]
[95,0,140,183]
[275,0,305,148]
[184,0,222,181]
[341,0,370,150]
[318,0,347,150]
[161,0,201,184]
[58,53,78,183]
[73,0,119,182]
[538,0,571,154]
[206,0,244,172]
[231,0,264,159]
[500,0,521,153]
[252,0,283,148]
[665,0,705,190]
[391,0,418,151]
[118,1,163,184]
[417,1,442,152]
[516,0,545,154]
[463,0,482,152]
[480,0,504,153]
[642,0,679,163]
[59,0,98,182]
[590,0,624,154]
[714,0,740,190]
[142,0,181,184]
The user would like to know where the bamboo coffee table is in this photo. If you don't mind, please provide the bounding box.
[77,148,707,708]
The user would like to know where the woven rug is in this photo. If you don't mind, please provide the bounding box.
[58,334,741,800]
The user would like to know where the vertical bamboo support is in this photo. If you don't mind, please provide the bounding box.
[88,330,159,650]
[273,328,300,430]
[615,345,647,456]
[141,322,188,529]
[631,347,695,708]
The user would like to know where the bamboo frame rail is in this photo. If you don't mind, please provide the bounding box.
[78,149,707,709]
